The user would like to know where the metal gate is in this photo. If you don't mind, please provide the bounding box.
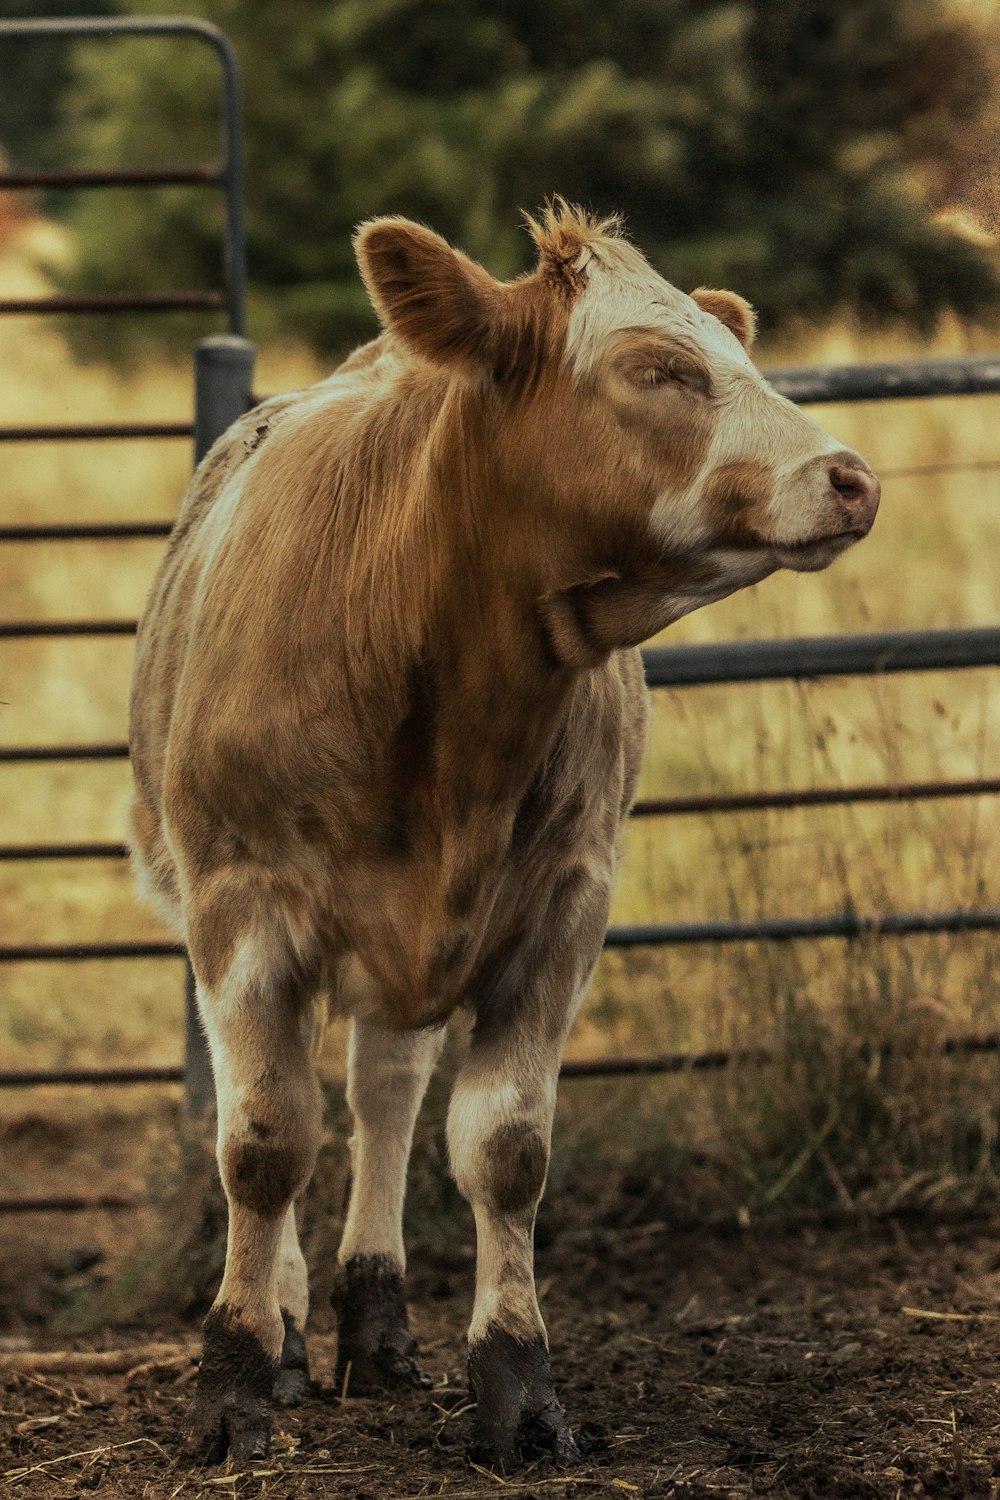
[2,17,1000,1214]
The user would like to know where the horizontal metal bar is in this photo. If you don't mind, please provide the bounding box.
[643,627,1000,687]
[0,941,183,962]
[2,775,994,854]
[3,787,992,848]
[0,167,222,189]
[0,743,128,762]
[5,1029,999,1094]
[0,423,190,443]
[3,910,997,963]
[0,1194,134,1214]
[0,843,127,862]
[0,17,239,43]
[605,908,1000,946]
[0,292,224,315]
[631,777,1000,817]
[0,1065,181,1088]
[560,1030,1000,1079]
[561,1049,763,1078]
[0,522,174,542]
[765,352,1000,404]
[0,619,136,638]
[3,624,996,672]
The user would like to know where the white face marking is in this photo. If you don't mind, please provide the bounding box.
[564,238,860,570]
[564,239,755,381]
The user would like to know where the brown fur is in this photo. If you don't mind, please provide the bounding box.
[701,459,776,548]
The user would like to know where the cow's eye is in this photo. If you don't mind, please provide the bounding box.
[638,353,712,397]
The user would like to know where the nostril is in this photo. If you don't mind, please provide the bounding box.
[827,462,881,516]
[829,463,872,505]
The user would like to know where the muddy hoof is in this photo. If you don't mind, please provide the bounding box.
[332,1254,432,1395]
[273,1313,311,1408]
[183,1305,276,1464]
[468,1330,580,1472]
[184,1387,272,1465]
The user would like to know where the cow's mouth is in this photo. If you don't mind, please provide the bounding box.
[774,528,869,572]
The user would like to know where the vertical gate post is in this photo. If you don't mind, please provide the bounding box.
[184,333,257,1123]
[194,333,256,463]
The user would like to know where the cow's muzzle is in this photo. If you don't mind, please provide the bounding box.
[827,452,880,536]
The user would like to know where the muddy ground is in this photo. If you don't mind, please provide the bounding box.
[5,1205,1000,1498]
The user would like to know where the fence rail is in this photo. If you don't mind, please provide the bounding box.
[0,426,190,445]
[766,352,1000,403]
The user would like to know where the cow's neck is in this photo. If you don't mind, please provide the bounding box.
[407,397,592,822]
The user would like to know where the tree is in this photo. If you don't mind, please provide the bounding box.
[37,0,1000,358]
[0,0,117,171]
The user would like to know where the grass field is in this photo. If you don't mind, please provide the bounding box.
[2,217,999,1221]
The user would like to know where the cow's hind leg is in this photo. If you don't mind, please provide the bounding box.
[273,1203,311,1406]
[185,943,322,1463]
[333,1016,444,1394]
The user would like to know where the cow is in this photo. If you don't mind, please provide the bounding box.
[128,200,879,1471]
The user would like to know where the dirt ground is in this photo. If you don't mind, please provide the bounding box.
[5,1205,1000,1499]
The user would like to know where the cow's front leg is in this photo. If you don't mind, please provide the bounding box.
[333,1016,445,1394]
[185,953,322,1463]
[447,873,611,1471]
[449,1028,582,1470]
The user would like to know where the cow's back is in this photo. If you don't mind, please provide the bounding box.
[127,339,398,926]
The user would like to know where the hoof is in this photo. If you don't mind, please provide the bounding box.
[468,1330,580,1472]
[183,1305,276,1464]
[332,1254,432,1395]
[273,1311,311,1409]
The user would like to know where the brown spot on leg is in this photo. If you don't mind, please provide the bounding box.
[332,1254,431,1394]
[185,1304,276,1464]
[483,1122,548,1215]
[222,1139,305,1220]
[468,1329,579,1472]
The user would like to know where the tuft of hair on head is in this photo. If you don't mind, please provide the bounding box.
[523,196,624,291]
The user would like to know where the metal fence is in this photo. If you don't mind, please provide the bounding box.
[2,18,999,1211]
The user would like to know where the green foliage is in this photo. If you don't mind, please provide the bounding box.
[0,0,116,174]
[12,0,1000,355]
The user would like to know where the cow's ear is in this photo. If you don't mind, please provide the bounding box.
[355,217,506,376]
[690,287,757,349]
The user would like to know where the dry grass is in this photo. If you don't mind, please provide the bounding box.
[2,218,999,1219]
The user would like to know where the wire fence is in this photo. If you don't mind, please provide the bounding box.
[1,16,999,1213]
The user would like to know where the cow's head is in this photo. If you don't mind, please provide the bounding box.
[355,202,879,660]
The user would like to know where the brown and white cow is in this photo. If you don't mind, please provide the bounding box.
[128,201,878,1470]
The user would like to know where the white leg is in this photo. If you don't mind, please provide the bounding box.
[186,944,322,1462]
[334,1017,445,1392]
[276,1202,309,1331]
[273,1203,311,1406]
